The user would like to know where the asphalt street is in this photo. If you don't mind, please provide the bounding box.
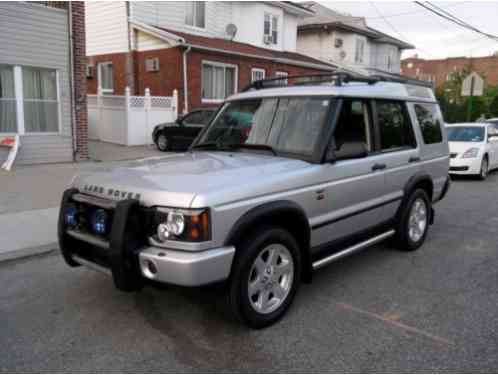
[1,173,498,372]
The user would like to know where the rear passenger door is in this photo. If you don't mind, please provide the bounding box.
[371,100,420,219]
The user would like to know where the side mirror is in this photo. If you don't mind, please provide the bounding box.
[175,115,184,125]
[328,142,369,162]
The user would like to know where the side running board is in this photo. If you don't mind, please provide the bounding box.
[312,229,395,270]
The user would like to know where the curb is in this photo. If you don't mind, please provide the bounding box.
[0,243,58,263]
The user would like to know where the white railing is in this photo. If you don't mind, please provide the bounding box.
[88,87,178,146]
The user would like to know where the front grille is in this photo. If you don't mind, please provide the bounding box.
[450,153,458,159]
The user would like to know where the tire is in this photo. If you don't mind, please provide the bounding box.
[478,156,488,180]
[156,134,169,152]
[228,227,301,329]
[394,189,431,251]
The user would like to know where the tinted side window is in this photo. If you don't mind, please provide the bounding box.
[333,99,372,156]
[183,111,205,126]
[414,103,443,144]
[377,101,416,151]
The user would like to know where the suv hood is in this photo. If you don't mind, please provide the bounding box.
[72,152,312,208]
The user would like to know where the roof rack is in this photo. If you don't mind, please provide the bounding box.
[242,70,433,92]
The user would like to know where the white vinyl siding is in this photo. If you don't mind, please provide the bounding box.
[251,68,266,82]
[201,61,237,102]
[85,2,129,56]
[0,2,72,163]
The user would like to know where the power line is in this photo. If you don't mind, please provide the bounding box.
[414,1,498,42]
[368,1,437,58]
[363,2,469,20]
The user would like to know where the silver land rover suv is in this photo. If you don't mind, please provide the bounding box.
[58,73,450,328]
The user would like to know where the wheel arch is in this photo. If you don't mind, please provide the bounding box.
[224,200,313,283]
[397,172,434,224]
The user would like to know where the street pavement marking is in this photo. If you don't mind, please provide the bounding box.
[336,302,454,347]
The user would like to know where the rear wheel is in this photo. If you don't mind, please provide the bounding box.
[156,134,169,152]
[228,227,301,329]
[479,156,488,180]
[394,189,430,251]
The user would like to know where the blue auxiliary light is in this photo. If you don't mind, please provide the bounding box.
[64,206,78,227]
[91,209,108,235]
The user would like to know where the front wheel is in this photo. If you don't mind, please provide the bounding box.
[394,189,430,251]
[155,134,169,152]
[479,156,488,180]
[228,227,301,329]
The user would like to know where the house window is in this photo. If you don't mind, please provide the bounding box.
[0,65,17,133]
[185,2,205,28]
[98,62,113,94]
[251,68,266,83]
[202,61,237,102]
[22,67,59,133]
[275,71,288,85]
[355,38,365,64]
[264,13,278,44]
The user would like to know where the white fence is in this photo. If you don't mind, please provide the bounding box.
[88,87,178,146]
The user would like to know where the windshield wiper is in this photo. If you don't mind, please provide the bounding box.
[225,143,278,156]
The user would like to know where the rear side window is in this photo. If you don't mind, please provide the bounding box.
[376,101,416,151]
[414,103,443,144]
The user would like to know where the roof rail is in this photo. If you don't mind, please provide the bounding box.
[242,70,433,91]
[241,72,377,92]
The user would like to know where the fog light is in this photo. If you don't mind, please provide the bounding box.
[147,260,157,275]
[64,206,77,227]
[91,209,108,235]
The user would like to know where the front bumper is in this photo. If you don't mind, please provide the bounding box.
[58,189,235,290]
[139,245,235,286]
[449,157,481,174]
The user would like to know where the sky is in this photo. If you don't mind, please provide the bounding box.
[315,1,498,60]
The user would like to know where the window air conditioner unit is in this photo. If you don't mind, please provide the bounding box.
[263,35,273,45]
[86,65,94,78]
[145,57,160,72]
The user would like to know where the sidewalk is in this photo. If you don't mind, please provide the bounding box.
[0,141,168,262]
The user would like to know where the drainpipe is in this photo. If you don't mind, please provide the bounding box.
[67,2,77,160]
[182,45,191,114]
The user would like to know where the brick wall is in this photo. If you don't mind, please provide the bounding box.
[71,2,88,161]
[88,46,329,113]
[402,55,498,89]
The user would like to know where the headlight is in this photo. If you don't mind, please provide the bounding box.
[155,207,210,242]
[461,148,479,158]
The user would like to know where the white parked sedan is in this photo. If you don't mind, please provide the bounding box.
[447,122,498,179]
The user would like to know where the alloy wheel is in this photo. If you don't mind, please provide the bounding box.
[247,244,294,315]
[408,198,427,243]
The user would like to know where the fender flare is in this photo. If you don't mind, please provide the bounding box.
[396,172,434,222]
[224,200,313,282]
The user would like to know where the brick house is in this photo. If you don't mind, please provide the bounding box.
[401,54,498,89]
[85,2,335,113]
[0,1,88,164]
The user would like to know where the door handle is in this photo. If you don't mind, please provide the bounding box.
[371,163,386,171]
[409,156,421,163]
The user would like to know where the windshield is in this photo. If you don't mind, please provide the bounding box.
[195,97,331,156]
[447,126,484,142]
